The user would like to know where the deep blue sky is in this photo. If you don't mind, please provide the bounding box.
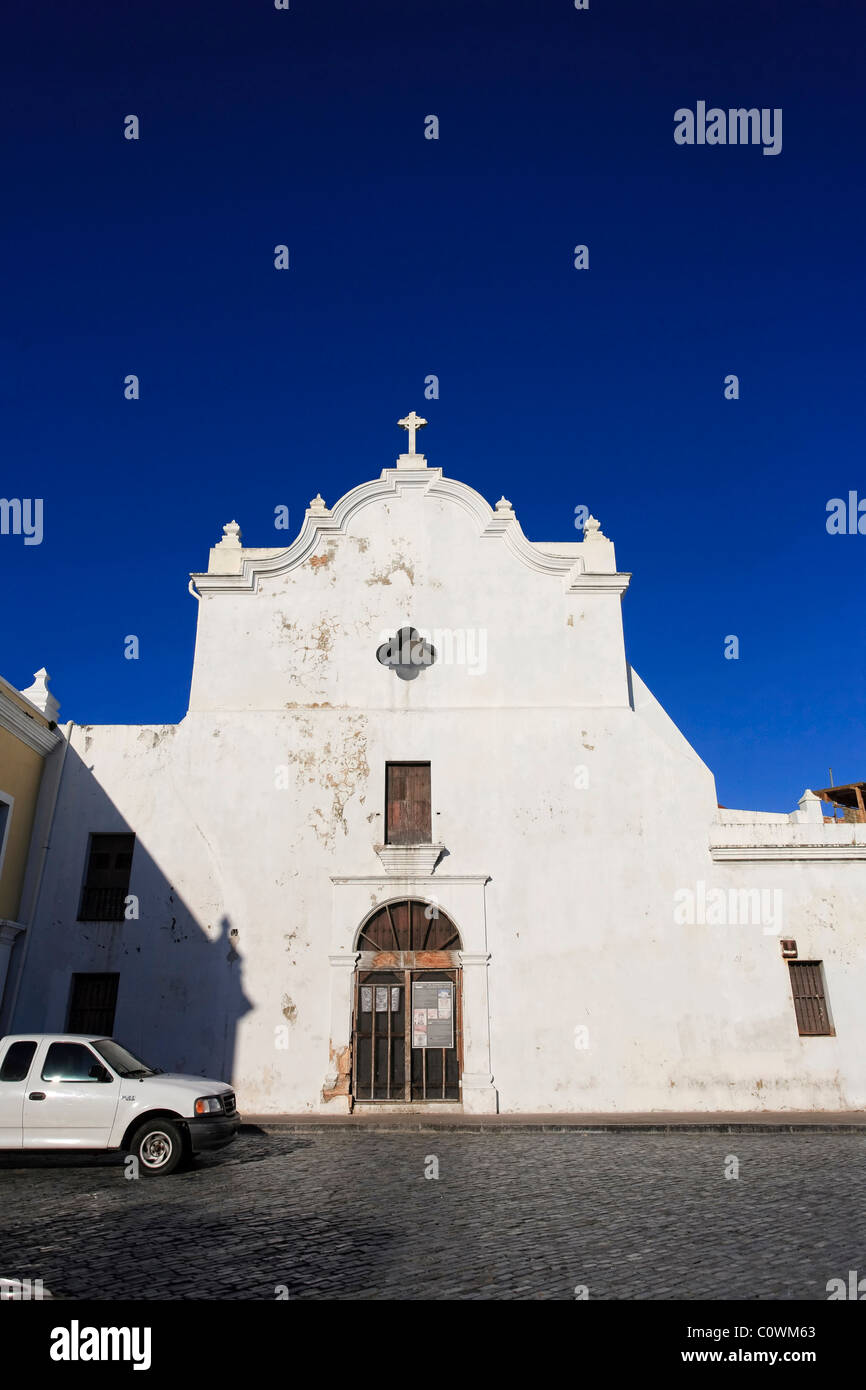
[2,0,863,810]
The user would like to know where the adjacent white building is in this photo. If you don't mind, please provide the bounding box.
[7,418,866,1114]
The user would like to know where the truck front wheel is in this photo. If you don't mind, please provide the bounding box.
[129,1119,186,1176]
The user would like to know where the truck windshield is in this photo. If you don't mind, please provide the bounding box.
[92,1039,160,1077]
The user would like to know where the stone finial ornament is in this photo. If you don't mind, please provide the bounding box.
[583,515,605,540]
[797,789,825,825]
[216,520,242,548]
[308,494,329,515]
[494,496,515,518]
[19,668,60,721]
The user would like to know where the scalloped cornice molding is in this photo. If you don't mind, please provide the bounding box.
[192,467,631,597]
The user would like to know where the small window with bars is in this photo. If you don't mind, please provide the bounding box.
[67,973,120,1035]
[78,833,135,921]
[788,961,834,1036]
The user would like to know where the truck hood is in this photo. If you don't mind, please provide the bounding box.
[133,1073,232,1095]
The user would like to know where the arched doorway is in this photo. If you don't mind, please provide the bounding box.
[352,899,462,1103]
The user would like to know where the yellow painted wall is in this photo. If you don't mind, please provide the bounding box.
[0,724,46,921]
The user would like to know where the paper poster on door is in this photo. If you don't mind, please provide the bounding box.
[411,981,454,1048]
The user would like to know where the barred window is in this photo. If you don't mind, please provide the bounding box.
[67,973,119,1035]
[78,833,135,921]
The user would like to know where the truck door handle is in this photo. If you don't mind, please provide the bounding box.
[28,1092,46,1100]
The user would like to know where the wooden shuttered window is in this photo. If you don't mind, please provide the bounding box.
[78,833,135,921]
[385,763,431,845]
[788,961,833,1036]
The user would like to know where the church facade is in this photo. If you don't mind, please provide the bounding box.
[8,419,866,1114]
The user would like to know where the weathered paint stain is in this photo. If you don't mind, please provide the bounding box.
[136,727,176,750]
[281,993,298,1023]
[371,951,399,967]
[284,713,370,848]
[365,555,415,587]
[322,1042,352,1103]
[278,615,339,665]
[368,949,455,969]
[414,951,454,968]
[313,619,333,653]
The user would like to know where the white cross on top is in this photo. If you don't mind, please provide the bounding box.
[397,411,428,455]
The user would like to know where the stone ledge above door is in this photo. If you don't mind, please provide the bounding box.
[373,843,446,875]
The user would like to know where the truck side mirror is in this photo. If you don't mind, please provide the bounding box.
[89,1063,112,1082]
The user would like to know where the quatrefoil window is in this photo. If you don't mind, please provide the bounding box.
[376,626,436,681]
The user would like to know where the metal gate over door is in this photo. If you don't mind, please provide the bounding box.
[351,899,463,1103]
[353,968,461,1101]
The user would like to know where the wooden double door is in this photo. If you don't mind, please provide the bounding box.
[353,966,462,1102]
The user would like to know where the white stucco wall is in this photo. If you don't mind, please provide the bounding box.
[11,458,866,1113]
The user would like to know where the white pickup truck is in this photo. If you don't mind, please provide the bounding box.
[0,1034,239,1175]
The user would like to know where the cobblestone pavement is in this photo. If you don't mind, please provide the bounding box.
[0,1130,863,1300]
